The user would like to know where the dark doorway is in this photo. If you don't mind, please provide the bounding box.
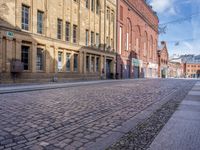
[106,59,112,79]
[133,66,139,78]
[123,65,130,79]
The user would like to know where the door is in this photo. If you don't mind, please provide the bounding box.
[106,59,112,79]
[133,66,139,78]
[123,65,130,79]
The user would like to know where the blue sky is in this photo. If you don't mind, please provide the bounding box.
[150,0,200,56]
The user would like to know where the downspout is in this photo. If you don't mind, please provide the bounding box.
[116,0,119,79]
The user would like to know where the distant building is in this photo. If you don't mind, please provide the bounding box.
[170,54,200,78]
[157,41,169,78]
[168,62,184,78]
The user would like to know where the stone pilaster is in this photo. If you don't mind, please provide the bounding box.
[6,38,13,73]
[83,51,86,74]
[89,54,92,73]
[31,42,37,73]
[94,56,97,72]
[78,51,83,73]
[0,35,2,73]
[45,45,50,73]
[54,47,58,73]
[70,52,74,72]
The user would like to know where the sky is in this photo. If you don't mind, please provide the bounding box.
[149,0,200,56]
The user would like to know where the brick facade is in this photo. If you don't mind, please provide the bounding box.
[116,0,159,79]
[157,41,169,78]
[0,0,116,83]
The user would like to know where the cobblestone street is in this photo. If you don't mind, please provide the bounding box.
[0,79,196,150]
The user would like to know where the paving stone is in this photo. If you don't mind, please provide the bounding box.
[0,79,196,149]
[70,141,83,148]
[0,139,13,145]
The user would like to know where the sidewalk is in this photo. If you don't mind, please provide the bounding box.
[0,79,146,94]
[0,80,114,94]
[148,81,200,150]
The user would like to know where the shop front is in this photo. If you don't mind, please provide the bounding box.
[132,58,140,79]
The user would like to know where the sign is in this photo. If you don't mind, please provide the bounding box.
[148,63,158,69]
[58,62,62,70]
[6,31,14,38]
[132,58,140,67]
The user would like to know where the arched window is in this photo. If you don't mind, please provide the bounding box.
[143,32,148,56]
[135,25,141,55]
[126,19,132,51]
[150,35,153,59]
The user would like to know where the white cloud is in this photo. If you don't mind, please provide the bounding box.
[150,0,176,15]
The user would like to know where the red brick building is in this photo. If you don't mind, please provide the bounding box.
[157,41,169,78]
[116,0,159,79]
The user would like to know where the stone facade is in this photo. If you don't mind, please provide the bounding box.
[0,0,116,83]
[116,0,159,79]
[157,41,169,78]
[168,61,184,78]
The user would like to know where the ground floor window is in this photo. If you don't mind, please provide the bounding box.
[74,54,78,72]
[36,48,44,71]
[21,46,29,70]
[91,57,95,72]
[96,57,99,72]
[58,52,63,71]
[86,56,90,72]
[66,53,71,72]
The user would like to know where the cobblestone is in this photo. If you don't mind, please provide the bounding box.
[0,79,196,149]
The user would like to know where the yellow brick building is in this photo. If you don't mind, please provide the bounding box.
[0,0,116,83]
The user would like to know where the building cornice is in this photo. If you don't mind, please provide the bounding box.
[123,0,159,33]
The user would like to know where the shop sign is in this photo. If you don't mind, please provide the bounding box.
[149,63,158,69]
[6,31,14,38]
[132,58,140,67]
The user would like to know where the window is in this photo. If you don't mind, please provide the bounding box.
[136,38,139,53]
[74,54,78,72]
[57,19,62,39]
[36,48,44,71]
[107,8,110,20]
[96,33,99,47]
[106,37,109,46]
[119,26,122,54]
[37,11,43,34]
[86,56,90,72]
[96,0,100,14]
[21,46,29,70]
[58,52,63,71]
[120,6,123,21]
[91,31,94,46]
[65,22,70,41]
[111,12,114,22]
[91,57,95,72]
[22,5,29,30]
[86,0,89,8]
[91,0,95,12]
[96,57,99,72]
[66,53,71,72]
[73,25,77,43]
[144,32,148,56]
[86,29,89,46]
[126,32,129,51]
[111,38,114,48]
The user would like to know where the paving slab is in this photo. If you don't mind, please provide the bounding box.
[149,82,200,150]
